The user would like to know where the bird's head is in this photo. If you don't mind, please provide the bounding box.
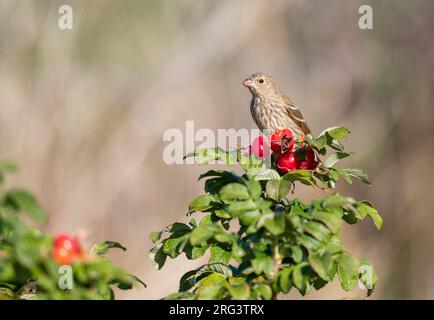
[242,72,280,99]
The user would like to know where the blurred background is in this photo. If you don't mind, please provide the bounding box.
[0,0,433,299]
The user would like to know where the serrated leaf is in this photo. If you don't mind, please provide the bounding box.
[238,210,261,226]
[335,168,353,184]
[343,168,371,185]
[313,208,343,234]
[251,253,274,275]
[226,199,257,216]
[185,244,208,260]
[336,253,360,292]
[188,194,219,214]
[254,284,273,300]
[265,178,292,202]
[290,246,303,263]
[92,241,127,256]
[319,126,350,142]
[198,263,233,277]
[324,152,354,167]
[254,169,281,181]
[219,183,250,202]
[263,213,285,236]
[245,181,262,199]
[163,230,190,258]
[311,135,327,150]
[149,243,167,270]
[279,267,293,293]
[303,221,330,241]
[190,224,220,246]
[209,245,231,264]
[359,259,377,295]
[309,252,333,281]
[292,263,309,295]
[227,283,250,300]
[357,202,383,230]
[282,170,316,186]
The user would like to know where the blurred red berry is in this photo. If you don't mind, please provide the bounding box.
[270,129,294,154]
[249,135,270,159]
[52,234,82,265]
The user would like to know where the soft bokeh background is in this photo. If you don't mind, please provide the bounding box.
[1,0,433,299]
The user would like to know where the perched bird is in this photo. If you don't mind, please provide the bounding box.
[243,72,311,140]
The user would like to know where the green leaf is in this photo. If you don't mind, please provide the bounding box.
[336,253,360,291]
[290,246,303,263]
[254,169,281,181]
[298,234,322,252]
[179,270,200,292]
[254,284,273,300]
[92,241,127,256]
[149,243,167,270]
[309,252,333,281]
[335,168,353,184]
[251,253,274,275]
[282,170,316,186]
[279,267,293,293]
[313,208,343,234]
[245,181,262,199]
[5,189,47,223]
[359,259,377,295]
[198,263,233,277]
[292,263,309,295]
[209,245,231,264]
[163,229,190,258]
[190,224,221,246]
[319,126,350,142]
[227,199,257,216]
[303,221,330,242]
[263,213,286,236]
[185,244,208,260]
[343,168,371,185]
[219,183,250,202]
[238,210,261,226]
[356,202,383,230]
[188,194,219,214]
[186,148,236,165]
[324,152,354,167]
[227,283,250,300]
[265,178,292,202]
[311,135,327,150]
[150,223,191,243]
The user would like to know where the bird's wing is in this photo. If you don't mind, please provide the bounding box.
[282,95,311,135]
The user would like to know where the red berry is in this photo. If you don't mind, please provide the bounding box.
[296,148,318,170]
[249,135,270,159]
[270,129,294,154]
[52,234,82,265]
[276,151,300,173]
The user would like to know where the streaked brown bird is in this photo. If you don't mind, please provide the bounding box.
[243,72,311,140]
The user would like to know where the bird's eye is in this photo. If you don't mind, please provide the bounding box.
[258,79,264,84]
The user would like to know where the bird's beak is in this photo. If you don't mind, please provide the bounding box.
[242,79,254,88]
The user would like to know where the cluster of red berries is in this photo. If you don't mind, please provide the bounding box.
[51,234,84,265]
[249,129,318,173]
